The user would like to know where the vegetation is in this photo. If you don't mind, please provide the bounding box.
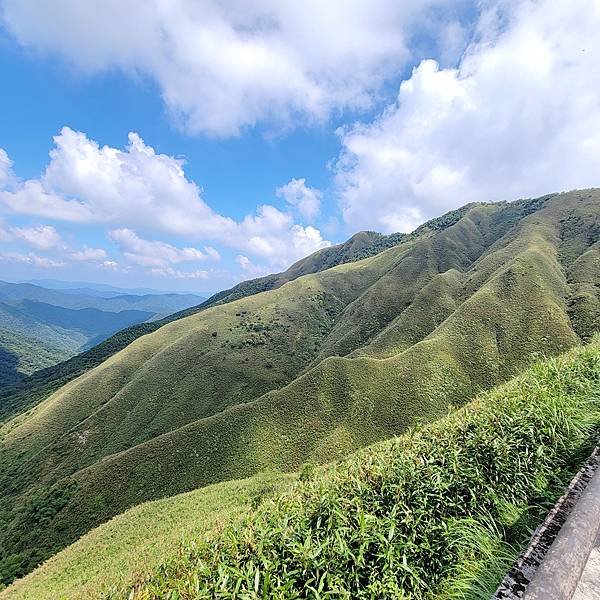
[3,341,598,599]
[0,227,408,422]
[1,473,293,600]
[0,190,597,585]
[0,322,159,423]
[114,342,600,599]
[0,282,204,390]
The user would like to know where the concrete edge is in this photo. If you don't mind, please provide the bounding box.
[522,463,600,600]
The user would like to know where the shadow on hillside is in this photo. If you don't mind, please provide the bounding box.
[0,347,23,387]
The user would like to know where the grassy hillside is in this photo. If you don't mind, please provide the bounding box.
[0,284,203,389]
[0,473,294,600]
[0,328,72,386]
[0,228,407,424]
[3,341,599,599]
[0,190,598,584]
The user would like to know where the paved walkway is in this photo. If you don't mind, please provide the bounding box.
[573,527,600,600]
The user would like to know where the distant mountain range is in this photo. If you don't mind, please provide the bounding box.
[0,281,205,385]
[23,279,209,297]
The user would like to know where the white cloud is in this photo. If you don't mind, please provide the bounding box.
[235,255,251,270]
[101,260,119,270]
[151,267,209,280]
[0,251,65,268]
[334,0,600,233]
[1,128,234,238]
[11,224,66,250]
[0,129,331,270]
[276,178,322,221]
[239,205,331,268]
[109,228,216,269]
[70,246,107,261]
[0,149,16,190]
[234,254,272,278]
[1,0,464,136]
[203,246,221,261]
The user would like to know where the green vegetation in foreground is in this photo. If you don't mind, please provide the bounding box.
[0,474,293,600]
[110,342,600,599]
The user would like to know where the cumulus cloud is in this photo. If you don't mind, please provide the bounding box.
[234,254,273,279]
[1,0,465,136]
[101,260,119,270]
[151,267,209,280]
[70,246,107,261]
[0,251,66,268]
[109,228,218,269]
[334,0,600,233]
[239,205,330,268]
[11,224,66,250]
[276,178,322,221]
[0,149,16,190]
[0,129,331,271]
[0,128,234,238]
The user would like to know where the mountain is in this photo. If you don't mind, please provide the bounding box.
[0,301,153,385]
[23,279,207,296]
[0,229,412,424]
[4,341,599,599]
[0,281,204,314]
[0,189,598,585]
[0,284,205,386]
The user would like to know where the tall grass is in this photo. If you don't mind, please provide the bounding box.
[113,342,600,599]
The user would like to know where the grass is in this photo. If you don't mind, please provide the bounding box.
[0,224,408,425]
[0,473,294,600]
[0,190,598,584]
[4,341,599,600]
[110,341,600,599]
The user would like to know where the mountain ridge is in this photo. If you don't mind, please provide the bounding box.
[0,189,598,584]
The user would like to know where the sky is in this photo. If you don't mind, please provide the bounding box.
[0,1,599,293]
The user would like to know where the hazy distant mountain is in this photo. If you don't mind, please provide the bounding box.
[24,279,208,297]
[0,282,205,385]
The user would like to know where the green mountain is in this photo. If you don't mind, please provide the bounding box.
[0,229,410,424]
[3,341,599,599]
[0,285,205,386]
[0,190,598,585]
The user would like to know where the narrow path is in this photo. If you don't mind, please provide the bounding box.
[573,528,600,600]
[495,448,600,599]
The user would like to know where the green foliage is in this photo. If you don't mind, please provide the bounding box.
[0,321,160,423]
[1,474,293,600]
[0,190,598,586]
[107,343,600,599]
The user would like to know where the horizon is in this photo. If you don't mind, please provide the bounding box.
[1,1,599,292]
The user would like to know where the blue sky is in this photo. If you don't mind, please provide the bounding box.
[0,1,598,292]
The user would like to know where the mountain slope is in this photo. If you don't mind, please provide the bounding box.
[0,229,410,424]
[0,301,154,384]
[0,190,598,584]
[3,341,598,599]
[0,282,203,314]
[0,473,294,600]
